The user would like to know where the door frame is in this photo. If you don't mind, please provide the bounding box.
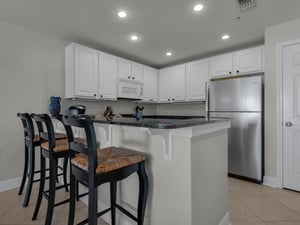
[276,39,300,188]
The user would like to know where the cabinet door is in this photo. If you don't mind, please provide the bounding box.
[118,58,132,80]
[142,66,158,102]
[208,53,233,79]
[169,64,186,102]
[99,52,118,100]
[74,44,99,98]
[186,59,208,101]
[158,68,171,103]
[233,47,263,75]
[132,62,143,82]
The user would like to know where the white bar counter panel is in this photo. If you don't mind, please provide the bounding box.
[93,118,230,225]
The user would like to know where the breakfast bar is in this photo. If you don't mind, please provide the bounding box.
[85,116,231,225]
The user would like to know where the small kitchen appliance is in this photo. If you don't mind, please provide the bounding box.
[68,105,86,116]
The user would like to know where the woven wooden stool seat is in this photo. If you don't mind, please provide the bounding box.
[71,147,146,174]
[41,137,87,153]
[25,133,67,142]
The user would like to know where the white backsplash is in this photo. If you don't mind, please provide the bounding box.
[60,99,206,117]
[156,103,206,116]
[60,99,157,116]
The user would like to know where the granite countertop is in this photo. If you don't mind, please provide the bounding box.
[91,115,228,129]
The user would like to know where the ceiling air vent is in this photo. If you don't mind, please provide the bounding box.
[238,0,256,11]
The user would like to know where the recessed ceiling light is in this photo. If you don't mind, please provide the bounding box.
[130,35,139,41]
[118,11,127,18]
[166,52,172,56]
[193,4,204,11]
[222,34,230,40]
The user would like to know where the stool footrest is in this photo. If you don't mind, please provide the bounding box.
[115,204,138,222]
[77,207,111,225]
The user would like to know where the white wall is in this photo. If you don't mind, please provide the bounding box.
[0,20,66,181]
[264,18,300,178]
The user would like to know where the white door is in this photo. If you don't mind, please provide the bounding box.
[99,52,118,100]
[186,59,208,101]
[283,43,300,191]
[74,44,99,98]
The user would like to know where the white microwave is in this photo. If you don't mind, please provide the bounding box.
[118,80,143,99]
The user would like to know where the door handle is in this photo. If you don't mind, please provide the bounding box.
[285,122,293,127]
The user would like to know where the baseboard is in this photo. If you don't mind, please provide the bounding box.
[219,212,230,225]
[0,177,21,192]
[263,175,279,188]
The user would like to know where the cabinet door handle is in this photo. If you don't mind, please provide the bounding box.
[132,77,135,80]
[100,94,103,98]
[229,71,232,75]
[236,70,240,73]
[285,122,293,127]
[128,76,131,79]
[94,94,97,97]
[172,98,175,101]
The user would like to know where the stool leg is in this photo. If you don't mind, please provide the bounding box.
[110,181,117,225]
[18,144,28,195]
[45,157,57,225]
[23,143,35,207]
[68,167,76,225]
[137,162,149,225]
[76,180,80,201]
[55,159,59,183]
[32,152,46,220]
[63,158,69,192]
[88,186,98,225]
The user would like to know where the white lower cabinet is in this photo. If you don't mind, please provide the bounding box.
[159,64,186,103]
[66,43,99,99]
[186,59,208,101]
[99,52,118,100]
[142,66,158,102]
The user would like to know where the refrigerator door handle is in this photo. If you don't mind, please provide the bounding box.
[205,82,209,121]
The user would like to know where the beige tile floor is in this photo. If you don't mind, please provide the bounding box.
[229,177,300,225]
[1,178,300,225]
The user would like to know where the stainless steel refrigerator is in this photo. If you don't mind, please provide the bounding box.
[209,74,264,183]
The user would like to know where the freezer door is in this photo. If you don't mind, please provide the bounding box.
[209,75,262,112]
[210,112,263,181]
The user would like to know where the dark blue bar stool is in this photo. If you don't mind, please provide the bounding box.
[62,115,149,225]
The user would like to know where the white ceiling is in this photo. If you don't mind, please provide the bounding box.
[0,0,300,68]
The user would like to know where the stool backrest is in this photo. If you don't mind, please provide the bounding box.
[17,113,35,142]
[31,114,56,152]
[62,115,98,174]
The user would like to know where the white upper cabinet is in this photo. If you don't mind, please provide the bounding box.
[131,62,143,82]
[170,64,186,102]
[65,43,99,99]
[142,66,158,102]
[208,53,233,79]
[158,64,186,103]
[209,46,264,79]
[118,58,143,82]
[158,67,171,103]
[99,52,118,100]
[186,59,208,101]
[233,46,263,75]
